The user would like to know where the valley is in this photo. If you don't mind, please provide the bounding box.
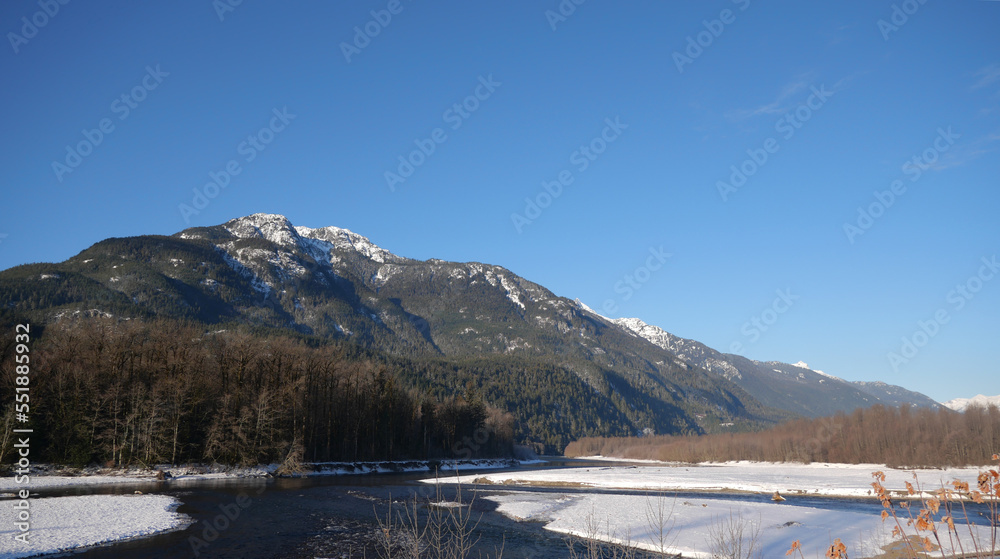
[1,214,996,559]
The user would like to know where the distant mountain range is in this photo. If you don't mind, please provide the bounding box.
[0,213,945,450]
[609,317,941,418]
[942,394,1000,412]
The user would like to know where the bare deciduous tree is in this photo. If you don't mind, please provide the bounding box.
[707,509,762,559]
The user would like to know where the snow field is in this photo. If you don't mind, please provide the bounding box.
[455,460,991,498]
[486,491,906,558]
[424,461,1000,558]
[0,494,189,558]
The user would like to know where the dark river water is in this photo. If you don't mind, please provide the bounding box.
[28,459,1000,559]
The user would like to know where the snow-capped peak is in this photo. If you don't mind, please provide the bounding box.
[219,214,403,264]
[791,361,839,380]
[574,299,611,322]
[942,394,1000,412]
[224,213,301,248]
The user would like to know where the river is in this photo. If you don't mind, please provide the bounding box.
[37,459,999,559]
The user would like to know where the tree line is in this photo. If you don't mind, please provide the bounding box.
[0,317,514,467]
[565,403,1000,467]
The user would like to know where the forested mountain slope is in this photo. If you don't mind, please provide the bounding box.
[0,214,789,454]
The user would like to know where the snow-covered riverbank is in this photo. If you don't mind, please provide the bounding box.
[457,459,990,498]
[0,458,530,492]
[0,494,189,559]
[427,460,1000,558]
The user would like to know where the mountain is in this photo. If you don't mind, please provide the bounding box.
[0,213,942,450]
[0,213,788,452]
[609,317,940,418]
[850,381,941,409]
[942,394,1000,412]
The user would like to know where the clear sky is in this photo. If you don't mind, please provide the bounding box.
[1,1,997,403]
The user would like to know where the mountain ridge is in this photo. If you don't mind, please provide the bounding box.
[601,316,940,417]
[0,213,940,450]
[1,213,787,451]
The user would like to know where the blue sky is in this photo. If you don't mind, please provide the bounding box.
[1,0,998,402]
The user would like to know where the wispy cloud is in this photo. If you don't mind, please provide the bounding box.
[825,22,860,48]
[725,73,856,122]
[971,64,1000,90]
[925,133,1000,171]
[726,75,815,121]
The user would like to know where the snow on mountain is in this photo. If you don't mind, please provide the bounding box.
[214,245,272,295]
[180,215,946,419]
[223,213,301,248]
[211,215,557,321]
[497,273,526,310]
[295,224,404,264]
[213,214,410,292]
[943,394,1000,412]
[221,213,404,264]
[611,317,743,381]
[607,315,940,417]
[574,299,606,320]
[792,361,840,381]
